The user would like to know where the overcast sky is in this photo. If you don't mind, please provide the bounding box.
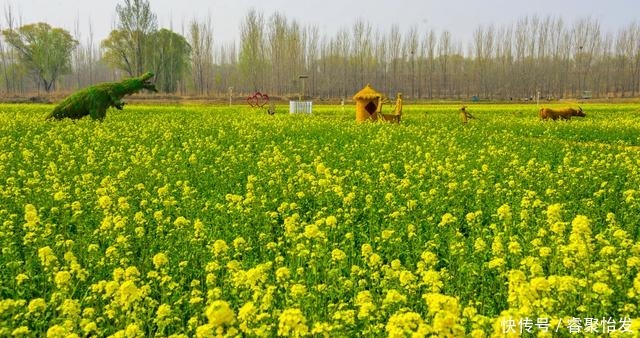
[2,0,639,45]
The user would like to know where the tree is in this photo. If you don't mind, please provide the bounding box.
[238,9,266,91]
[0,3,26,94]
[102,30,135,76]
[423,29,437,99]
[147,29,191,93]
[305,25,320,97]
[438,31,452,98]
[572,18,601,97]
[387,25,402,95]
[267,12,287,94]
[189,17,214,95]
[102,0,157,77]
[2,22,77,92]
[404,26,419,98]
[473,25,495,98]
[351,20,373,90]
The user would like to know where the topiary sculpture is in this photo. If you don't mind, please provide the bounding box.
[45,72,157,121]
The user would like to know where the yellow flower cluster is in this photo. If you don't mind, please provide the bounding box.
[1,103,639,336]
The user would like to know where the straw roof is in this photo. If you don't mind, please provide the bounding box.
[353,84,381,100]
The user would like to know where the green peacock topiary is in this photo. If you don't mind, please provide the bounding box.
[45,72,157,121]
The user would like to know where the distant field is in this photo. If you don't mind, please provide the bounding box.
[1,103,640,337]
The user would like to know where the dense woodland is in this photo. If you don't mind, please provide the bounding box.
[1,0,640,100]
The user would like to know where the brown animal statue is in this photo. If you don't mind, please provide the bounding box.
[539,106,585,120]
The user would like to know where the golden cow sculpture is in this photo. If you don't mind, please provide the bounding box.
[538,106,586,120]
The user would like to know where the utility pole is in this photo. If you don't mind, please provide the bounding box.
[578,46,584,97]
[298,75,308,101]
[411,50,415,99]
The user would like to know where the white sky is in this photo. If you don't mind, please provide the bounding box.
[2,0,639,46]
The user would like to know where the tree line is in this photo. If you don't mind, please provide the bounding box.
[1,0,640,100]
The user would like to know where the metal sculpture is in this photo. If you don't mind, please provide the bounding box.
[247,92,269,108]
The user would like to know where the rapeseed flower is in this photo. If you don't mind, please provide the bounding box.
[38,246,57,268]
[117,280,142,308]
[497,204,512,223]
[28,298,46,314]
[277,308,308,337]
[331,249,346,262]
[98,195,112,210]
[385,311,425,338]
[212,240,229,256]
[153,252,168,269]
[54,271,72,289]
[205,300,235,327]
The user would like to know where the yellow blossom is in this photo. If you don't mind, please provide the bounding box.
[385,311,424,338]
[278,308,308,337]
[398,270,416,286]
[38,246,57,267]
[383,289,407,306]
[331,249,347,262]
[212,240,229,256]
[326,215,337,227]
[205,300,235,327]
[12,326,30,336]
[238,302,257,322]
[98,195,112,209]
[174,216,190,227]
[28,298,46,313]
[497,204,512,222]
[46,325,68,338]
[54,271,72,288]
[381,229,395,240]
[15,273,29,284]
[24,204,39,223]
[153,252,169,269]
[117,280,142,307]
[592,282,613,296]
[361,244,373,257]
[438,213,457,227]
[157,304,171,319]
[290,284,307,298]
[58,299,80,317]
[276,267,291,282]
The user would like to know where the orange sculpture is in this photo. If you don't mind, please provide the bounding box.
[353,84,402,123]
[353,84,382,122]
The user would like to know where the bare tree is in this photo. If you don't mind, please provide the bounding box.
[572,18,601,97]
[438,30,452,98]
[305,25,319,97]
[473,25,495,98]
[422,29,437,99]
[404,25,419,99]
[3,6,640,99]
[189,16,214,95]
[239,9,266,92]
[0,4,24,93]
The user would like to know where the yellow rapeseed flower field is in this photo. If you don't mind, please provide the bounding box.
[1,102,639,337]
